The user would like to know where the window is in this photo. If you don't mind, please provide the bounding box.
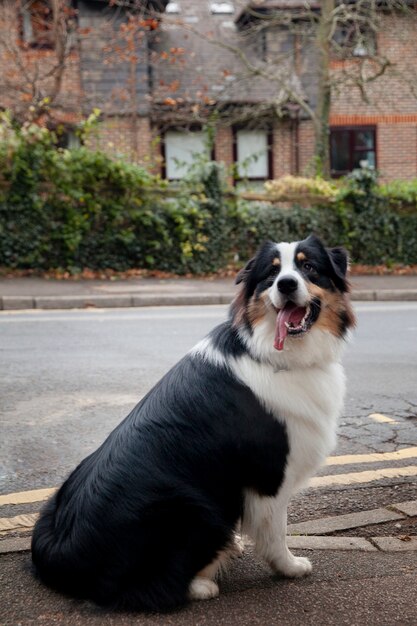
[332,23,376,59]
[20,1,54,48]
[166,2,181,13]
[234,129,272,180]
[330,127,376,177]
[163,130,208,180]
[210,3,234,14]
[56,129,81,150]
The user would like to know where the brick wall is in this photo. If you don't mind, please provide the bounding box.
[328,12,417,181]
[377,124,417,181]
[0,45,83,122]
[1,6,417,182]
[55,51,83,116]
[87,116,154,165]
[214,126,234,184]
[272,122,293,178]
[330,14,417,117]
[297,121,316,175]
[215,126,234,169]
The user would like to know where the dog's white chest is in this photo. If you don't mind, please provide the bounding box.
[232,357,346,486]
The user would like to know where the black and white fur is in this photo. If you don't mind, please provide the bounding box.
[32,235,355,611]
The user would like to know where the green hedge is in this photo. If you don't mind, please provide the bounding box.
[0,120,232,273]
[235,169,417,266]
[234,200,417,266]
[1,119,416,272]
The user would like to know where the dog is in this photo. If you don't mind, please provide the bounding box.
[31,234,355,612]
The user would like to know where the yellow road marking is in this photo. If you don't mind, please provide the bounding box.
[0,466,416,535]
[326,447,417,466]
[0,513,39,534]
[311,465,417,488]
[369,413,397,424]
[0,487,56,507]
[1,448,416,508]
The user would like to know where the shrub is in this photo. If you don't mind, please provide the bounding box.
[232,201,341,262]
[0,118,234,273]
[1,115,416,273]
[379,179,417,212]
[0,124,165,270]
[234,169,417,266]
[333,168,417,265]
[264,175,338,203]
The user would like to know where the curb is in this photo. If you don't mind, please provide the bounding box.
[1,535,416,556]
[1,290,417,311]
[287,507,404,536]
[1,500,416,555]
[0,293,234,311]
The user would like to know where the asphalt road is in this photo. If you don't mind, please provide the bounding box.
[0,303,416,496]
[0,302,416,625]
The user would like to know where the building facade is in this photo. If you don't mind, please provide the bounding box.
[1,0,416,181]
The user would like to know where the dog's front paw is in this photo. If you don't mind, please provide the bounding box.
[188,577,219,601]
[273,555,312,578]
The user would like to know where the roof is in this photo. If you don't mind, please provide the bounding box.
[151,0,306,123]
[235,1,320,26]
[82,0,169,10]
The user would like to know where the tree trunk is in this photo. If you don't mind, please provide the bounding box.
[314,0,334,178]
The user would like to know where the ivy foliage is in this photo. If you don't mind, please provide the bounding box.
[0,117,231,273]
[236,168,417,266]
[0,116,416,272]
[264,175,338,202]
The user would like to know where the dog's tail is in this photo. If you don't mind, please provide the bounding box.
[31,495,191,612]
[31,495,92,600]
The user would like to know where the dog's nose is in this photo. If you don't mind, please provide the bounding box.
[278,277,298,294]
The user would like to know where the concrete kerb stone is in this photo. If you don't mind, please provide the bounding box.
[370,536,417,552]
[131,294,233,307]
[350,290,377,301]
[0,500,416,554]
[1,296,36,310]
[34,295,135,309]
[389,501,417,517]
[1,290,417,311]
[0,537,31,554]
[375,289,417,301]
[1,535,416,555]
[287,536,377,552]
[287,507,405,536]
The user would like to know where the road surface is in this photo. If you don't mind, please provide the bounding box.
[0,303,416,625]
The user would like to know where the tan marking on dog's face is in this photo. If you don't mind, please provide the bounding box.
[308,284,356,337]
[296,252,306,262]
[247,291,269,327]
[231,288,246,328]
[272,257,280,266]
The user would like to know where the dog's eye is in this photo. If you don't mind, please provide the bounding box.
[303,262,315,273]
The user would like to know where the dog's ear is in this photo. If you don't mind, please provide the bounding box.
[327,246,349,292]
[235,257,255,285]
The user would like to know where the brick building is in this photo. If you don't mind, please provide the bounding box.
[1,0,417,181]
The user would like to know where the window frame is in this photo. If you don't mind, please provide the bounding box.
[331,22,377,60]
[330,125,377,178]
[161,127,215,181]
[19,0,55,50]
[232,126,273,182]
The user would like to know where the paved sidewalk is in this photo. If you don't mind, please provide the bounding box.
[1,274,417,310]
[0,500,416,625]
[1,499,416,554]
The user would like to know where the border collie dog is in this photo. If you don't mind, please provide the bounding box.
[32,234,355,612]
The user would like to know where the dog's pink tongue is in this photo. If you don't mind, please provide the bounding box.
[274,303,306,351]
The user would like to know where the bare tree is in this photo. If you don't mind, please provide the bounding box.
[0,0,78,123]
[76,0,169,160]
[154,0,415,177]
